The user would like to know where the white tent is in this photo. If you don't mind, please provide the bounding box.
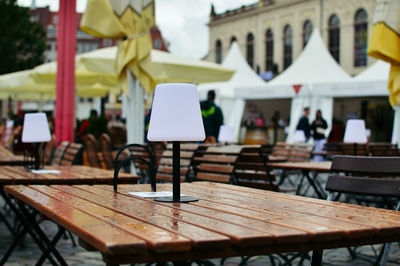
[198,41,266,141]
[235,29,352,143]
[315,60,390,97]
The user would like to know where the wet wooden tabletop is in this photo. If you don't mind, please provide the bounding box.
[268,161,332,172]
[0,165,139,185]
[5,182,400,264]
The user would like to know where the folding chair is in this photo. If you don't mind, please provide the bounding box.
[312,155,400,265]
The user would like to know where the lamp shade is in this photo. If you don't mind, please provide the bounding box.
[147,83,205,141]
[293,130,306,142]
[22,113,51,143]
[343,119,367,143]
[218,125,234,143]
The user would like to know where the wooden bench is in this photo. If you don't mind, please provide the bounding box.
[368,142,400,156]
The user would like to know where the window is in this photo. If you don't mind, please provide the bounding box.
[354,9,368,67]
[215,39,222,64]
[265,28,273,71]
[283,25,292,69]
[230,36,237,45]
[302,20,313,47]
[246,33,254,68]
[52,15,58,25]
[328,14,340,63]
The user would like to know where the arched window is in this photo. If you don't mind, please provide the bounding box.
[246,33,254,68]
[354,9,368,67]
[302,20,313,47]
[283,25,292,69]
[215,39,222,64]
[328,14,340,63]
[230,36,237,45]
[265,29,274,71]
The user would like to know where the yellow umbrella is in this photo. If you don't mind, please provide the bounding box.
[367,0,400,146]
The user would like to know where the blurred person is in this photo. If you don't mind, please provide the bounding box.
[296,107,311,141]
[200,90,224,141]
[311,110,328,161]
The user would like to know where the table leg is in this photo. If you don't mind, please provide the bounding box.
[302,170,326,199]
[311,250,323,266]
[0,189,59,265]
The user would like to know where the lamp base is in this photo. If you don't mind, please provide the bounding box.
[154,196,198,203]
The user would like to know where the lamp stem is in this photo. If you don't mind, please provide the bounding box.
[34,143,40,170]
[172,141,180,201]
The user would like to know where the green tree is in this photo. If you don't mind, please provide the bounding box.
[0,0,46,75]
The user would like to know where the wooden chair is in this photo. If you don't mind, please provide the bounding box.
[42,134,56,165]
[52,141,70,166]
[234,145,279,191]
[338,143,369,156]
[59,143,83,166]
[319,155,400,265]
[99,133,114,170]
[157,143,199,182]
[193,145,240,183]
[81,134,103,169]
[368,142,400,156]
[114,143,157,183]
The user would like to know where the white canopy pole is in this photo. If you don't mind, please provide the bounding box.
[126,70,144,145]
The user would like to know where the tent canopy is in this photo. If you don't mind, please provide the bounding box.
[198,41,266,98]
[236,29,352,99]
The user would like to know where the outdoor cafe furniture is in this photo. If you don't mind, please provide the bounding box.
[268,161,332,199]
[0,165,139,264]
[3,182,400,265]
[0,146,25,166]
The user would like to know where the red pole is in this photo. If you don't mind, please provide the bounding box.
[55,0,77,142]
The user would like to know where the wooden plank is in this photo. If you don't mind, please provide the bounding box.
[55,185,274,248]
[95,185,308,245]
[27,185,191,253]
[4,185,147,255]
[197,163,233,174]
[196,173,231,183]
[194,155,237,164]
[184,182,400,236]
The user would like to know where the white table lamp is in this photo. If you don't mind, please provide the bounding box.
[343,119,367,156]
[22,113,51,170]
[147,83,205,202]
[293,130,306,143]
[218,125,234,143]
[344,119,367,143]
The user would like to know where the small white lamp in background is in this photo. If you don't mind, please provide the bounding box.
[22,113,51,170]
[147,83,205,202]
[293,130,306,143]
[343,119,367,155]
[218,125,234,144]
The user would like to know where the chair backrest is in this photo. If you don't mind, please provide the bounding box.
[338,143,368,156]
[368,142,400,156]
[82,134,103,168]
[43,134,56,165]
[60,142,83,166]
[157,143,199,182]
[99,133,114,169]
[193,145,240,183]
[234,145,279,191]
[331,155,400,177]
[271,142,312,162]
[52,141,70,166]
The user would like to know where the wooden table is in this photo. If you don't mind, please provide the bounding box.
[5,182,400,265]
[0,165,140,265]
[0,165,139,185]
[268,161,332,199]
[0,146,25,166]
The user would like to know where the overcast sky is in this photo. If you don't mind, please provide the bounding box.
[17,0,258,59]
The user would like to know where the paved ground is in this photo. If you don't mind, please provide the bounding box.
[1,173,400,265]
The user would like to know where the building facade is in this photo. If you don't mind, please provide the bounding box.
[205,0,376,77]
